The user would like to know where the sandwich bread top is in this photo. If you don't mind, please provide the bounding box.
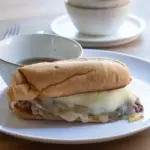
[7,58,131,101]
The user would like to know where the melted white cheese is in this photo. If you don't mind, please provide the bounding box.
[37,87,137,122]
[55,87,136,115]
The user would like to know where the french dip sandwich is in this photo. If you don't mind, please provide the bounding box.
[7,58,144,123]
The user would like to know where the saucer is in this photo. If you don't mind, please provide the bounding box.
[51,14,146,47]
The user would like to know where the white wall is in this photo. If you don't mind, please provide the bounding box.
[0,0,66,20]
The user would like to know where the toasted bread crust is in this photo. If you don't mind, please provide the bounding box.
[7,57,131,103]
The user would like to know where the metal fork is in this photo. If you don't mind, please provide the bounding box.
[2,24,20,39]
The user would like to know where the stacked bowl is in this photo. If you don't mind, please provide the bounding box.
[65,0,131,36]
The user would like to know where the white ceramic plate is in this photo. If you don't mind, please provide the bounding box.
[51,14,146,47]
[0,49,150,144]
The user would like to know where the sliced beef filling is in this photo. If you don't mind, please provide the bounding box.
[14,98,144,123]
[133,98,144,113]
[108,102,143,122]
[15,100,33,114]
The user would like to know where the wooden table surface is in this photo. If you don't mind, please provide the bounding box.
[0,0,150,149]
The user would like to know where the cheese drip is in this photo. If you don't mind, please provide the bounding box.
[23,86,138,123]
[52,86,136,115]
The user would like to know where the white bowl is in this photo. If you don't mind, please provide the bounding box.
[0,34,83,85]
[65,2,131,36]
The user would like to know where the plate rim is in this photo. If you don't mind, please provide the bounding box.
[0,124,149,144]
[0,49,150,144]
[50,13,146,43]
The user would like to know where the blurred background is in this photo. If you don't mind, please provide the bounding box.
[0,0,144,21]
